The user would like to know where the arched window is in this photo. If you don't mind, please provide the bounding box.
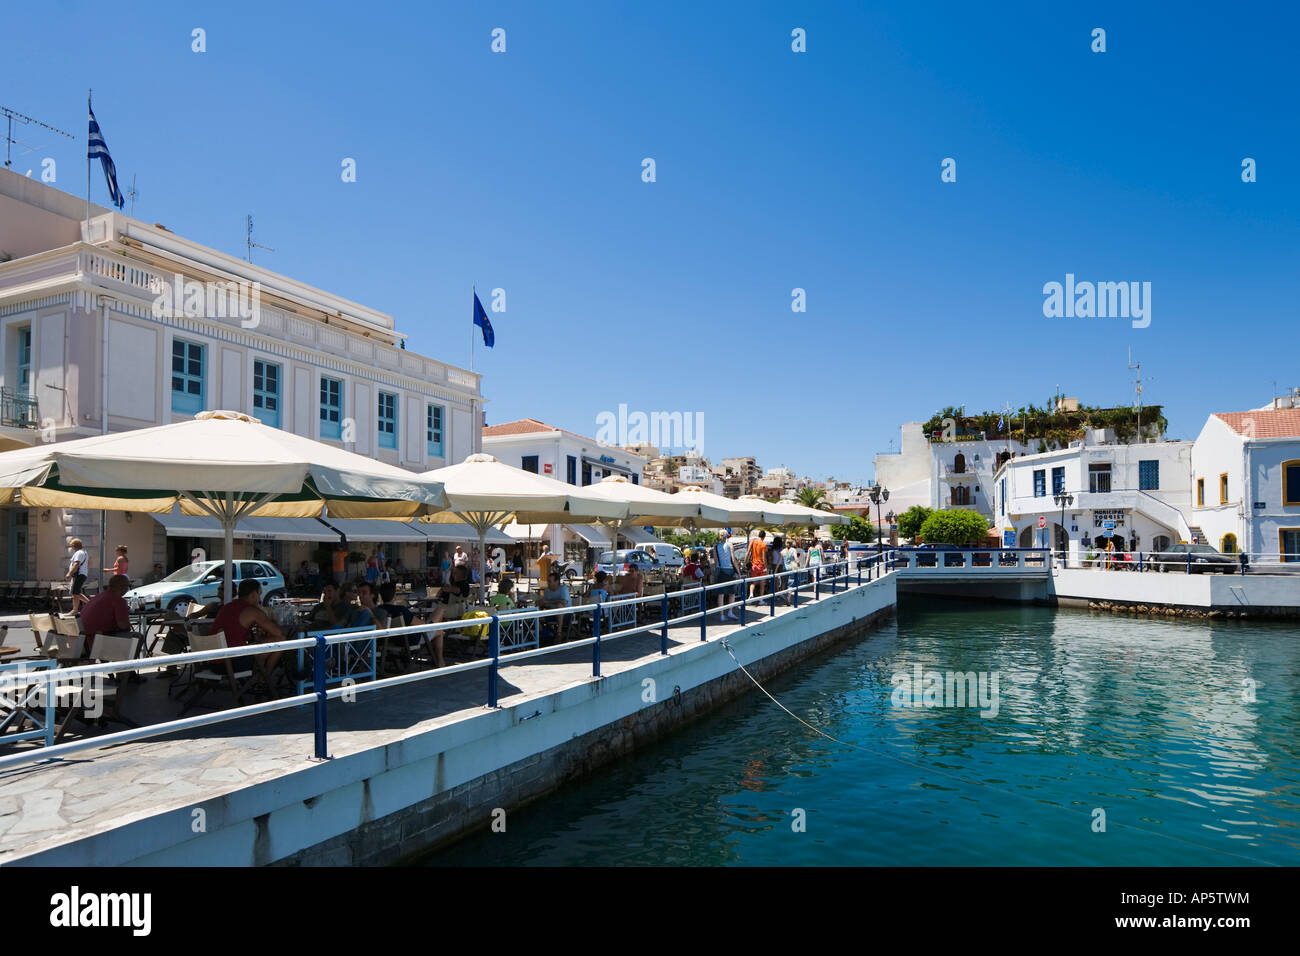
[1221,533,1238,554]
[953,453,966,474]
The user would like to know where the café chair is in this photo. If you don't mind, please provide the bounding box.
[53,634,140,741]
[178,631,254,715]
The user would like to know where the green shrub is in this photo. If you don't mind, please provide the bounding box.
[918,509,989,545]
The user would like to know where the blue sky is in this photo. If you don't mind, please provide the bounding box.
[5,1,1297,484]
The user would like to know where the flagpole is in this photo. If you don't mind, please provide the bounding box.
[470,286,475,457]
[85,90,91,240]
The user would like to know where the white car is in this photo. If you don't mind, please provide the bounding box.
[125,559,286,612]
[637,543,685,568]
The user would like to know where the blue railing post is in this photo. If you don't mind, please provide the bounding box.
[857,560,862,586]
[792,570,800,607]
[769,572,777,616]
[313,632,328,759]
[815,566,821,600]
[1138,551,1144,572]
[699,586,707,641]
[660,592,669,655]
[1186,552,1192,575]
[592,606,601,677]
[739,580,747,626]
[487,615,500,707]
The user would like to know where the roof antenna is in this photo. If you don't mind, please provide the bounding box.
[125,173,139,217]
[1,104,74,171]
[246,213,275,263]
[1128,348,1153,440]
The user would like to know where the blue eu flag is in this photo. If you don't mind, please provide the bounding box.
[473,292,495,348]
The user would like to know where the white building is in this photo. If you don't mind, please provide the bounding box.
[993,436,1194,556]
[1190,407,1300,562]
[0,167,483,581]
[481,417,648,558]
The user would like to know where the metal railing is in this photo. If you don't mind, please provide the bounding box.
[1051,549,1298,575]
[0,387,38,429]
[0,557,893,770]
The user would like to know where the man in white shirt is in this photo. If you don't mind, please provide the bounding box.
[712,530,739,622]
[453,545,468,567]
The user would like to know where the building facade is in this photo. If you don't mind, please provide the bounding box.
[0,168,482,581]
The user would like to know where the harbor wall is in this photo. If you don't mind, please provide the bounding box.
[23,576,895,866]
[1052,568,1299,616]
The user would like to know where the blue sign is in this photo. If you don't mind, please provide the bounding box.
[1103,520,1115,530]
[1003,529,1016,547]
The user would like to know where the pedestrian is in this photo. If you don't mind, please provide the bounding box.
[712,531,739,621]
[103,544,129,584]
[66,538,89,611]
[749,530,769,599]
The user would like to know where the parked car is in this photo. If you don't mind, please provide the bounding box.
[638,543,685,568]
[1148,543,1240,574]
[596,549,660,576]
[125,559,287,612]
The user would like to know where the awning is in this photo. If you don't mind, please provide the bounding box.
[566,524,612,548]
[500,522,548,541]
[320,518,429,543]
[151,513,339,542]
[622,526,662,546]
[415,523,515,544]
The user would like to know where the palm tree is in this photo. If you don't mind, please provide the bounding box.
[796,487,831,511]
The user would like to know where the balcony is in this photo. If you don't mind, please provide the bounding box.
[0,388,39,430]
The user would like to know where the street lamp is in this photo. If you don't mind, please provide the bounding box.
[869,485,890,553]
[1053,491,1074,558]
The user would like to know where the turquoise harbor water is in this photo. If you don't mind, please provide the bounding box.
[426,600,1300,866]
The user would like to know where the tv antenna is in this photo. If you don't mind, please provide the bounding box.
[125,174,139,217]
[245,214,275,263]
[1,105,74,171]
[1128,348,1154,439]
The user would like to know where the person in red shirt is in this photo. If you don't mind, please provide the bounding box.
[212,578,287,682]
[80,573,132,655]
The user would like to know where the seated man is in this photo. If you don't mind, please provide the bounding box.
[212,578,287,683]
[489,576,517,611]
[538,571,572,643]
[80,573,133,655]
[308,582,342,628]
[617,564,645,598]
[144,563,166,585]
[590,570,610,604]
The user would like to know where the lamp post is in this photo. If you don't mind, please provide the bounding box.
[1053,491,1074,560]
[869,485,889,554]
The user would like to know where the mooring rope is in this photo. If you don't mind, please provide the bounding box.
[718,638,1279,867]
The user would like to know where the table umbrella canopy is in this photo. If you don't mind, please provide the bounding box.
[663,485,769,527]
[0,410,448,601]
[738,495,848,527]
[567,474,701,554]
[417,454,627,598]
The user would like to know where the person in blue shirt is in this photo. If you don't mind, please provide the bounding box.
[539,571,572,645]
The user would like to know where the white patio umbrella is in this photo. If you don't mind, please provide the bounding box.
[743,495,849,528]
[417,454,627,600]
[0,410,448,602]
[577,475,702,557]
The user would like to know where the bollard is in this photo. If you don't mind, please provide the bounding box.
[487,615,500,708]
[660,592,669,655]
[699,586,707,641]
[313,632,328,759]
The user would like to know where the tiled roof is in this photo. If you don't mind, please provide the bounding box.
[1213,409,1300,439]
[483,417,643,456]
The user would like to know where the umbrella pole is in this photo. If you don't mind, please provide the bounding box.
[479,527,488,603]
[222,494,234,605]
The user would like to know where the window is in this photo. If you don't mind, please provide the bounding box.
[1283,461,1300,507]
[631,474,639,485]
[1051,467,1064,495]
[1282,529,1300,563]
[1033,470,1046,497]
[320,376,343,440]
[377,391,397,450]
[1088,463,1112,493]
[16,326,32,396]
[252,360,280,428]
[1196,478,1204,507]
[567,455,577,485]
[951,486,971,506]
[170,338,205,415]
[581,461,592,486]
[1219,473,1229,505]
[522,456,538,474]
[1221,533,1238,554]
[426,405,444,458]
[1138,460,1159,491]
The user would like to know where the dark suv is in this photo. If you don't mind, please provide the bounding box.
[1149,543,1241,573]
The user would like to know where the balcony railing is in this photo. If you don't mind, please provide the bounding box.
[0,388,38,429]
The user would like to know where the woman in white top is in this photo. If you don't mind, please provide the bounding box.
[807,541,823,567]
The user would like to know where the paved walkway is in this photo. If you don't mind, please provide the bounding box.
[0,594,823,863]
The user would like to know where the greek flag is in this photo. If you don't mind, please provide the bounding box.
[87,105,125,210]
